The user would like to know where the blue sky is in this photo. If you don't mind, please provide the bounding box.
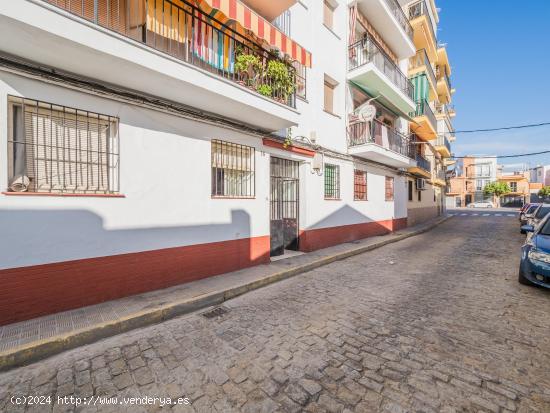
[438,0,550,167]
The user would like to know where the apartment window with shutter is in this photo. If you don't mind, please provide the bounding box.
[354,169,367,201]
[324,164,340,199]
[323,0,335,29]
[7,96,119,195]
[324,75,337,114]
[385,176,394,201]
[211,140,255,198]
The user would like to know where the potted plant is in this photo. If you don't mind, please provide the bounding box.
[256,84,273,97]
[234,51,262,88]
[266,60,295,104]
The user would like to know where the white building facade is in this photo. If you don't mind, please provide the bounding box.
[0,0,452,324]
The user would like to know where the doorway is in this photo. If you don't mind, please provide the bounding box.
[270,157,300,257]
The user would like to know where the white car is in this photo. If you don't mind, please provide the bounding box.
[468,201,494,208]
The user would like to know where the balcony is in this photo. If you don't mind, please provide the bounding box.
[437,65,453,103]
[434,136,451,158]
[410,99,437,140]
[435,103,456,119]
[432,168,446,187]
[408,0,437,61]
[409,49,437,99]
[354,0,415,58]
[348,118,416,167]
[408,151,431,178]
[0,0,306,131]
[241,0,296,21]
[348,37,415,117]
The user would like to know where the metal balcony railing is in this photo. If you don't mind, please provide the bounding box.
[437,65,452,91]
[382,0,414,42]
[42,0,297,108]
[435,135,451,153]
[410,49,436,88]
[412,99,437,131]
[415,153,431,172]
[408,0,436,43]
[272,10,291,37]
[349,37,414,101]
[348,118,415,159]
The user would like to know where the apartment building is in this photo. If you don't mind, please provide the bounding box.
[0,0,454,324]
[530,165,550,187]
[497,167,529,207]
[404,0,455,225]
[447,156,499,207]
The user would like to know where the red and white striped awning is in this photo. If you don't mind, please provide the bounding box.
[199,0,312,67]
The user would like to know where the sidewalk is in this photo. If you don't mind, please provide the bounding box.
[0,215,451,371]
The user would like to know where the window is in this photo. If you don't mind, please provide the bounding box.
[418,189,422,202]
[385,176,394,201]
[475,164,491,177]
[324,164,340,199]
[7,96,119,194]
[293,62,307,100]
[476,179,490,191]
[354,169,367,201]
[510,181,518,192]
[324,75,337,114]
[408,180,413,201]
[211,140,255,197]
[323,0,335,29]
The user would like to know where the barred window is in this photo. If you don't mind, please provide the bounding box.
[354,169,367,201]
[324,164,340,199]
[7,96,119,194]
[211,140,255,197]
[385,176,394,201]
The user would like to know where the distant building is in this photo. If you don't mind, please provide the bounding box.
[447,158,531,207]
[530,165,550,186]
[446,156,497,207]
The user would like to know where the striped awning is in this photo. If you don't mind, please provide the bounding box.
[197,0,312,67]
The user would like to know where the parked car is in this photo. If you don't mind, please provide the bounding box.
[467,201,494,208]
[520,203,541,231]
[527,204,550,228]
[519,214,550,288]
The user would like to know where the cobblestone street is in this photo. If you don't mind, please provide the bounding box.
[1,215,550,413]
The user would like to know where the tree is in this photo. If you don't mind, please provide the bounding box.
[539,186,550,200]
[484,182,511,207]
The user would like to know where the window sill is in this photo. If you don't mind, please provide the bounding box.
[354,199,368,202]
[324,197,341,201]
[323,24,341,40]
[323,109,341,119]
[2,192,125,198]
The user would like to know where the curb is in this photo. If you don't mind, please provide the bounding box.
[0,215,452,372]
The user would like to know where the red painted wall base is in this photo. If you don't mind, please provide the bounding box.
[0,217,407,326]
[0,236,270,326]
[299,218,407,252]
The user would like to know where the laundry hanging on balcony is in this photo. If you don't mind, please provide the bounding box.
[195,0,312,67]
[193,17,236,72]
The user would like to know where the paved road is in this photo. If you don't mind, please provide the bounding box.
[1,215,550,412]
[448,208,519,218]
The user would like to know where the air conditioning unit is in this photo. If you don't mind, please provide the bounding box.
[416,178,427,191]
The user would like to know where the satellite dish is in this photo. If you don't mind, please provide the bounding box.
[357,104,376,122]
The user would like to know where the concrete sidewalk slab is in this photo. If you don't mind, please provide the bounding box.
[0,215,452,371]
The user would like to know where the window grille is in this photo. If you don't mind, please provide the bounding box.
[7,96,119,194]
[211,140,255,197]
[385,176,394,201]
[324,164,340,199]
[354,170,367,201]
